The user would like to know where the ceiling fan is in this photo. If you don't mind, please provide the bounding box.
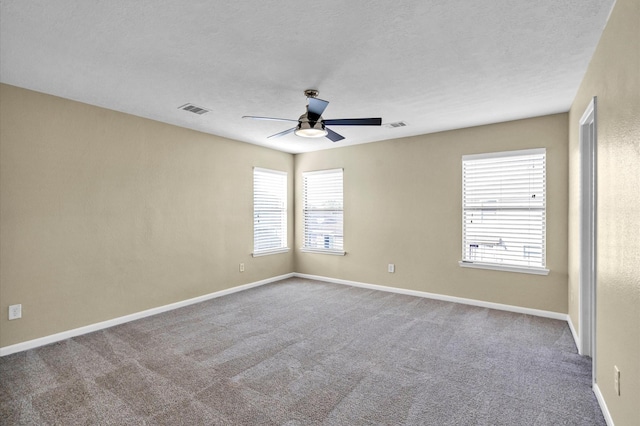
[242,90,382,142]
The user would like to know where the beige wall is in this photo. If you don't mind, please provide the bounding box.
[5,10,637,418]
[0,85,570,352]
[0,84,294,348]
[296,113,569,313]
[568,0,640,422]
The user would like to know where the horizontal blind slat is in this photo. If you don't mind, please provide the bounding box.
[303,169,344,251]
[254,168,287,252]
[462,150,546,268]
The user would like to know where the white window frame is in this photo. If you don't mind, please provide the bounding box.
[252,167,289,257]
[459,148,549,275]
[301,168,345,255]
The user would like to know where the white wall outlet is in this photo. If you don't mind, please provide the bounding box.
[8,304,22,320]
[388,263,395,273]
[239,263,245,272]
[614,365,620,396]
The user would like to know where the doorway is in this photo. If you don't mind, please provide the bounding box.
[578,97,597,383]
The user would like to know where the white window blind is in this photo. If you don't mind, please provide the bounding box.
[303,169,344,254]
[461,149,546,272]
[253,167,287,255]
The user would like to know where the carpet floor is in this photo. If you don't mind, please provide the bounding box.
[1,277,605,425]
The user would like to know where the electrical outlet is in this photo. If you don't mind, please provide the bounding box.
[388,263,395,273]
[239,263,245,272]
[614,366,620,396]
[8,304,22,320]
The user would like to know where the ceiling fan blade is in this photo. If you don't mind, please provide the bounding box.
[326,128,345,142]
[307,98,329,121]
[267,127,296,139]
[323,118,382,126]
[242,116,297,122]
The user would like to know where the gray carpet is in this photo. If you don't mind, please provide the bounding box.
[1,278,605,425]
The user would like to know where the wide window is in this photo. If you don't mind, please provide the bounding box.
[302,168,344,254]
[253,167,288,256]
[460,148,548,275]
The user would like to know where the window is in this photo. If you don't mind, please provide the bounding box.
[253,167,288,256]
[302,168,344,255]
[460,148,548,275]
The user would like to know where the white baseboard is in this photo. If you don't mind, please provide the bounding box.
[567,315,580,352]
[593,383,615,426]
[0,273,293,357]
[3,271,613,423]
[0,272,573,356]
[294,273,569,321]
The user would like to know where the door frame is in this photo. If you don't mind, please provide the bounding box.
[578,96,597,382]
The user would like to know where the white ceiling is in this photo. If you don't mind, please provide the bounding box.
[1,0,615,154]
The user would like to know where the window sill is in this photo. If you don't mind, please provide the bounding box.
[300,248,346,256]
[252,248,290,257]
[458,261,549,276]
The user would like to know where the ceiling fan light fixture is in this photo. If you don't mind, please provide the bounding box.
[245,89,381,142]
[295,120,328,138]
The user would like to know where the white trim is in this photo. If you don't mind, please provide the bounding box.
[253,166,287,176]
[593,383,615,426]
[294,273,567,321]
[252,248,290,257]
[567,316,580,350]
[462,147,546,161]
[578,97,597,366]
[0,273,294,357]
[459,261,549,276]
[302,167,344,176]
[0,271,581,360]
[300,248,346,256]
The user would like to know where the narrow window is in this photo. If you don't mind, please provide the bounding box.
[253,167,288,256]
[302,168,344,255]
[460,149,548,274]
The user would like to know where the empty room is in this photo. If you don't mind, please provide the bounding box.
[1,0,638,425]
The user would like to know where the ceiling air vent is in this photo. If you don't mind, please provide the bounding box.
[178,103,210,115]
[384,121,407,129]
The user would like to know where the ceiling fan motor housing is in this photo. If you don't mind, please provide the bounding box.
[243,88,381,142]
[296,113,327,138]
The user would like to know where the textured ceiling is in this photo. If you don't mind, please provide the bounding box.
[0,0,615,153]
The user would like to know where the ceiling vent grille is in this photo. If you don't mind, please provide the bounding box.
[384,121,407,129]
[178,103,210,115]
